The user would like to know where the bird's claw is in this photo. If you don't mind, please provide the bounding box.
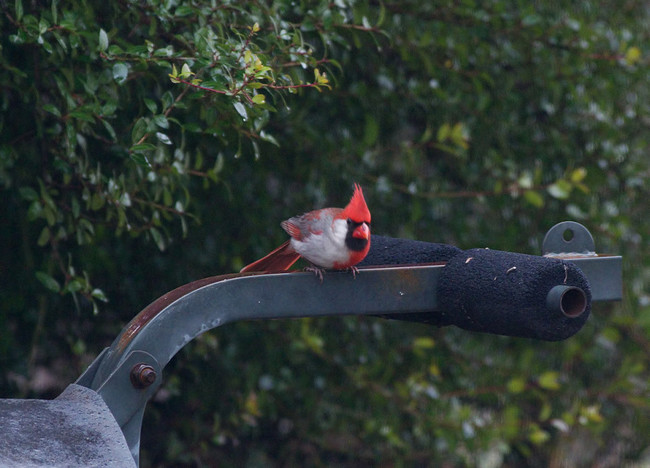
[304,265,360,282]
[304,265,325,283]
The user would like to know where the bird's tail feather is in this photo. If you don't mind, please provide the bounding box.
[240,240,301,273]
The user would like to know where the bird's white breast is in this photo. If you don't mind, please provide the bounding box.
[290,218,348,268]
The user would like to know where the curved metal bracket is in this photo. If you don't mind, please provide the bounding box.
[543,221,596,255]
[543,221,622,302]
[90,265,442,386]
[77,265,443,464]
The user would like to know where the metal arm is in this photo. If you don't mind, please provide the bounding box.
[75,222,621,466]
[76,265,444,464]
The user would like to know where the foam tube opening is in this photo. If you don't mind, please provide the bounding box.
[546,285,587,318]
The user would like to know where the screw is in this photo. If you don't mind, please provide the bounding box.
[130,363,157,389]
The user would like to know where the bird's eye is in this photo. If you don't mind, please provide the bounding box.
[347,218,352,225]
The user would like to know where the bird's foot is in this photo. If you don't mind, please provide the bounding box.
[347,266,360,279]
[304,265,325,282]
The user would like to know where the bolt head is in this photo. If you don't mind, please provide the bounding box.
[130,363,157,388]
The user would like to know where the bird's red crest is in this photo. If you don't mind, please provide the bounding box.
[339,183,371,223]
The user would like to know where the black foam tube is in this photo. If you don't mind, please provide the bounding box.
[360,236,591,341]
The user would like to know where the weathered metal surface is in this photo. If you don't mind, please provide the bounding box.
[81,264,445,465]
[569,255,622,301]
[0,384,135,468]
[543,221,596,254]
[90,265,443,391]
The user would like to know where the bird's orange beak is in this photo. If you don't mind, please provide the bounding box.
[352,222,370,240]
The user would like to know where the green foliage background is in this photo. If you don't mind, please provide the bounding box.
[1,0,648,466]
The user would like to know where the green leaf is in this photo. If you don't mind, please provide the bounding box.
[39,37,53,54]
[27,200,42,220]
[144,98,158,114]
[90,192,105,211]
[314,68,329,87]
[19,186,38,201]
[518,172,533,189]
[625,46,642,65]
[131,117,148,143]
[183,123,202,133]
[180,63,193,78]
[98,28,109,52]
[580,405,603,423]
[150,227,166,251]
[570,167,587,183]
[65,279,83,293]
[42,104,61,117]
[69,109,95,123]
[161,91,174,111]
[78,218,95,236]
[107,44,123,56]
[233,102,247,120]
[9,33,25,45]
[71,339,86,356]
[523,190,544,208]
[15,0,23,21]
[130,143,156,152]
[101,119,117,141]
[251,94,266,105]
[538,371,560,390]
[522,14,542,26]
[71,197,80,219]
[43,206,56,226]
[112,63,128,84]
[51,0,58,24]
[163,188,172,206]
[539,402,552,421]
[413,337,436,350]
[153,114,169,129]
[450,122,469,149]
[92,288,108,302]
[175,5,194,16]
[38,18,49,35]
[547,179,572,199]
[303,333,324,353]
[507,377,526,393]
[364,115,379,146]
[36,271,60,293]
[600,326,621,344]
[102,99,118,116]
[259,130,279,146]
[129,152,151,167]
[529,426,550,445]
[437,123,451,142]
[37,226,51,246]
[156,132,172,145]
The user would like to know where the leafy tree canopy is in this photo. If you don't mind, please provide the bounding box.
[1,0,648,466]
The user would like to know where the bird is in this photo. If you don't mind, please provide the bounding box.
[240,183,371,280]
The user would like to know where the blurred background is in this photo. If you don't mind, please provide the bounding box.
[1,1,648,466]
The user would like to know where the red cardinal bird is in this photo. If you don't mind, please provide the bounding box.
[241,183,371,279]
